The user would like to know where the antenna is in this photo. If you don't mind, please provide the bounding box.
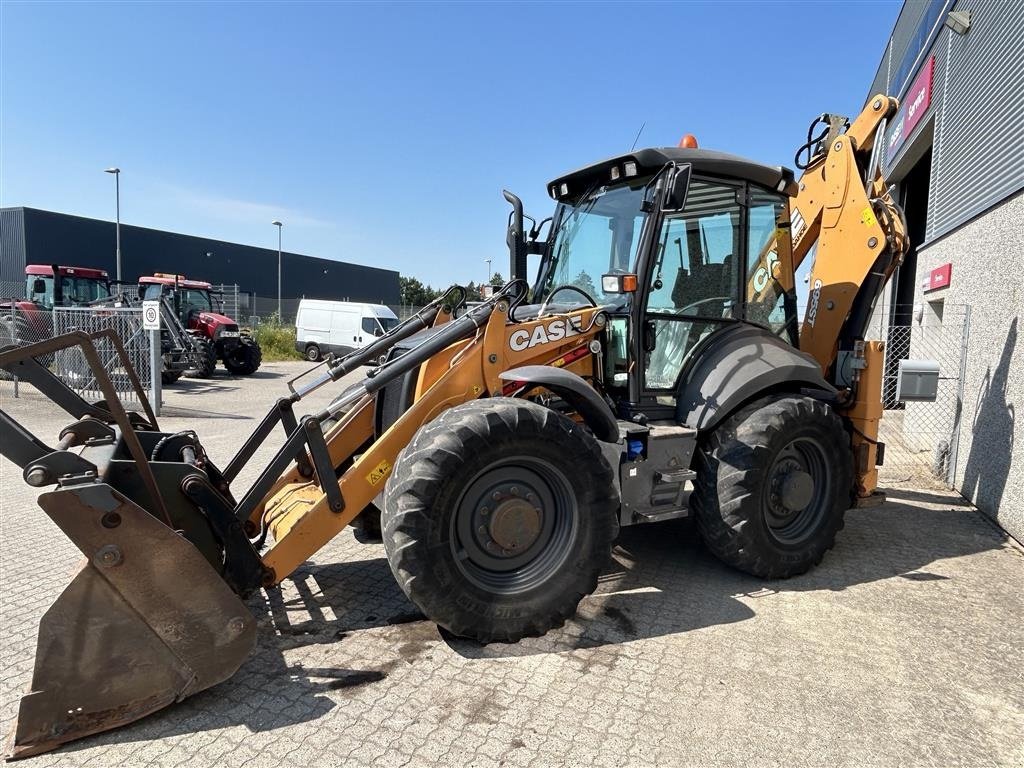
[629,121,646,151]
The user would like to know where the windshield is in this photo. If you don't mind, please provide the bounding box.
[535,179,651,305]
[180,288,213,312]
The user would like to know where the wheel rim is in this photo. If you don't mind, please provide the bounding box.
[307,346,319,361]
[451,456,578,595]
[762,436,832,546]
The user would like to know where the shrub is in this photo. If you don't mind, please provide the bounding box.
[251,321,302,362]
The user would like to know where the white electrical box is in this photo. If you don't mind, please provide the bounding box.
[896,359,940,402]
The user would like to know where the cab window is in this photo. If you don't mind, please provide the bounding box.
[644,180,742,390]
[361,316,381,336]
[27,276,54,309]
[746,189,798,344]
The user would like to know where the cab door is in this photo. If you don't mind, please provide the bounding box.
[642,178,744,398]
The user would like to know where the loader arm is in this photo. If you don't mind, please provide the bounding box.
[258,297,607,582]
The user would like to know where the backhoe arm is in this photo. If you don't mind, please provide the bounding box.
[790,94,909,371]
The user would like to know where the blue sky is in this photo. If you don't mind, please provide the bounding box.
[1,1,901,290]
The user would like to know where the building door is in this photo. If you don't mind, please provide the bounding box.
[884,146,933,406]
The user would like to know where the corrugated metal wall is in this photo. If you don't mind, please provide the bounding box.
[927,0,1024,240]
[0,208,27,287]
[872,0,1024,244]
[0,207,400,305]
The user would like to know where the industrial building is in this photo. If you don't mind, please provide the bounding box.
[0,207,400,318]
[866,0,1023,539]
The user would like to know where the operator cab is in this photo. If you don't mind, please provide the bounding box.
[516,147,802,420]
[25,265,112,309]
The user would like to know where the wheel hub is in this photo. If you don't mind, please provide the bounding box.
[488,497,542,552]
[453,459,578,593]
[762,436,831,546]
[780,470,814,511]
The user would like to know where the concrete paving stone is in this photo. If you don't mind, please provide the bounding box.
[1,362,1023,767]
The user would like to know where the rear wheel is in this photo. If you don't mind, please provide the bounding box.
[305,343,322,362]
[224,338,262,375]
[185,337,216,378]
[383,398,618,643]
[161,369,183,385]
[691,394,853,579]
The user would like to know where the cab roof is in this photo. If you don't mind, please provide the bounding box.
[547,147,798,200]
[26,264,109,279]
[139,275,213,290]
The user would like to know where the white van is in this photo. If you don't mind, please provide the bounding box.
[294,299,400,362]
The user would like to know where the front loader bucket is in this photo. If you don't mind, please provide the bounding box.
[7,484,256,760]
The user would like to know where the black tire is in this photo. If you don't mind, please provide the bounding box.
[691,394,854,579]
[162,369,183,385]
[223,338,262,375]
[351,502,383,543]
[185,337,217,378]
[383,398,618,643]
[305,343,322,362]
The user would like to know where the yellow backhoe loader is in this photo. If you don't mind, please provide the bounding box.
[0,95,907,759]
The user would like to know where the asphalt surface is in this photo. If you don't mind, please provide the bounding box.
[1,362,1022,767]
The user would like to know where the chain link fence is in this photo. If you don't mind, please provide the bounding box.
[878,303,970,487]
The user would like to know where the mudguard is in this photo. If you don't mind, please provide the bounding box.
[676,324,834,431]
[499,365,620,443]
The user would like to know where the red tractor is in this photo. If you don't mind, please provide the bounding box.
[1,264,113,345]
[138,274,262,376]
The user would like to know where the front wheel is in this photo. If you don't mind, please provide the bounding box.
[305,343,322,362]
[223,338,262,375]
[691,394,853,579]
[185,337,217,378]
[383,399,618,643]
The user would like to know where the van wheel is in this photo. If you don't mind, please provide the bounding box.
[305,344,322,362]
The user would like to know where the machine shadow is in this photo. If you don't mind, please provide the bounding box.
[58,490,1006,752]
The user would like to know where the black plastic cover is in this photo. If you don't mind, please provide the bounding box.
[676,324,833,430]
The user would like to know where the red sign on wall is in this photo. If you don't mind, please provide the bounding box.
[926,262,952,292]
[887,56,935,158]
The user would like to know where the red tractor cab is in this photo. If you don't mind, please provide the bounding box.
[2,265,114,348]
[25,264,113,309]
[138,274,261,375]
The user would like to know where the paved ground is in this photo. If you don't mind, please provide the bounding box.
[1,363,1022,767]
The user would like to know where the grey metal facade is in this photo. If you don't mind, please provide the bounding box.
[0,207,400,305]
[866,0,1024,541]
[867,0,1024,241]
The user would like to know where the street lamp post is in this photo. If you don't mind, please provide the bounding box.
[272,220,283,319]
[104,168,121,281]
[485,258,492,283]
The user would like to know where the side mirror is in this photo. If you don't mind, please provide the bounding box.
[662,164,692,211]
[31,279,46,295]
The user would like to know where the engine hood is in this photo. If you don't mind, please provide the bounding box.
[197,311,236,327]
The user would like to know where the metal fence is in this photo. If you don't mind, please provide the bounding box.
[50,306,153,406]
[1,301,156,409]
[877,303,971,487]
[213,284,241,320]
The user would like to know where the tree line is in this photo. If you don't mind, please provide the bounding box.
[400,273,506,306]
